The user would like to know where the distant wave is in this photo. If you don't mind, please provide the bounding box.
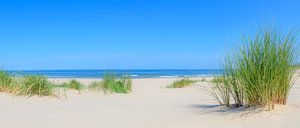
[159,76,180,78]
[6,69,222,78]
[121,74,139,77]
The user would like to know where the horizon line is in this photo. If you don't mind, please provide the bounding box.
[4,68,223,71]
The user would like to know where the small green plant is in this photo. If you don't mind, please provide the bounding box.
[167,78,197,88]
[101,74,132,94]
[18,75,55,96]
[56,80,83,95]
[63,80,83,91]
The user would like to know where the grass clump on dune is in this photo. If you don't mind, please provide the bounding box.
[18,75,55,96]
[0,70,133,96]
[167,78,197,88]
[101,74,132,94]
[0,71,15,93]
[0,71,56,97]
[210,25,298,109]
[61,80,83,91]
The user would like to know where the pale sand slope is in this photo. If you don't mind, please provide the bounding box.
[0,77,300,128]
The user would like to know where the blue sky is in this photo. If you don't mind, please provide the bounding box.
[0,0,299,70]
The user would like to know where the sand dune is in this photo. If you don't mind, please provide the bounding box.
[0,77,299,128]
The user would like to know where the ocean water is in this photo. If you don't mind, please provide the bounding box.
[6,69,222,78]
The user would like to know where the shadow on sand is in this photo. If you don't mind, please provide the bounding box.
[189,104,265,118]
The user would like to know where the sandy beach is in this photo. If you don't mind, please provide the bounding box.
[1,0,299,127]
[0,77,299,128]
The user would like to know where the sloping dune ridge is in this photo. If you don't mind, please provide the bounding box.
[0,77,299,128]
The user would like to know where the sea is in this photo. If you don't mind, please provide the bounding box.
[6,69,222,78]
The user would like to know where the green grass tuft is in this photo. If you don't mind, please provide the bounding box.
[167,78,197,88]
[0,71,58,97]
[62,80,83,91]
[18,75,55,96]
[101,74,132,94]
[210,25,298,109]
[0,71,15,93]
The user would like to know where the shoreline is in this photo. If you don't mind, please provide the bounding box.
[48,76,214,85]
[5,69,222,79]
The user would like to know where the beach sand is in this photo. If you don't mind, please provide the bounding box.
[0,77,300,128]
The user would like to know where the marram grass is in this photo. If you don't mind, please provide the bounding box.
[88,74,133,94]
[0,72,55,96]
[210,26,298,109]
[61,80,83,91]
[0,70,133,96]
[101,73,132,94]
[18,75,55,96]
[0,71,56,97]
[0,71,15,93]
[167,78,197,88]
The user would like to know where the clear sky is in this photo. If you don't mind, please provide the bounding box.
[0,0,299,70]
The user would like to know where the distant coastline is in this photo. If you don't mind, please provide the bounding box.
[5,69,223,78]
